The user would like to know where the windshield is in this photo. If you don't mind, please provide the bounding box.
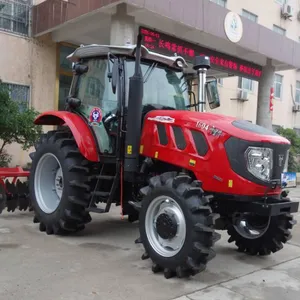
[74,57,191,116]
[126,59,190,110]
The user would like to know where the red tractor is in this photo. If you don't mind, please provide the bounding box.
[11,35,300,279]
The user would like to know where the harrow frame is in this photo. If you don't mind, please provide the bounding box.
[0,166,31,214]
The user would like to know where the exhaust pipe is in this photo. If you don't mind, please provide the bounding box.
[124,34,144,181]
[193,56,211,113]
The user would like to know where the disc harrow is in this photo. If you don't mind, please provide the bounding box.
[0,167,32,214]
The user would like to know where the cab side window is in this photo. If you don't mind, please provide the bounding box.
[76,58,118,114]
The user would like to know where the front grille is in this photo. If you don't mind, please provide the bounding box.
[224,136,290,186]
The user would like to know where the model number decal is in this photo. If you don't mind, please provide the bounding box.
[196,121,222,137]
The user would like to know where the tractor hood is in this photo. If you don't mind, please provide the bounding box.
[148,110,290,145]
[190,112,290,144]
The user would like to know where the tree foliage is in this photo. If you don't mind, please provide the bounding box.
[276,126,300,172]
[0,80,42,167]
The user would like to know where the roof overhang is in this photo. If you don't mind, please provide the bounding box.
[32,0,300,73]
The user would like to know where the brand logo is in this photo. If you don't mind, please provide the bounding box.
[278,154,284,167]
[224,12,243,43]
[89,107,102,125]
[147,116,175,123]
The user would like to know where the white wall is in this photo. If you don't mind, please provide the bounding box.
[210,0,300,129]
[0,31,56,167]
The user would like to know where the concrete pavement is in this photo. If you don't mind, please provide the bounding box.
[0,188,300,300]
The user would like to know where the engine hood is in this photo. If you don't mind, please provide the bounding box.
[147,110,290,144]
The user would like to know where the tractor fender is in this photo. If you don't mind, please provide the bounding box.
[34,111,99,162]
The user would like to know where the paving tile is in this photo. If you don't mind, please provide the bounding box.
[188,285,250,300]
[272,257,300,281]
[222,269,300,300]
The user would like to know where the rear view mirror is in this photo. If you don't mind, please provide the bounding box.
[73,63,89,75]
[206,79,220,109]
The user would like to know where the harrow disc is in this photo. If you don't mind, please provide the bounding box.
[0,179,31,214]
[0,184,6,214]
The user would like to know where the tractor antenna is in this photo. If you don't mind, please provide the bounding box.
[123,33,144,181]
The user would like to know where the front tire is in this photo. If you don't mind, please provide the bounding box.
[227,212,297,255]
[29,130,93,235]
[139,172,220,279]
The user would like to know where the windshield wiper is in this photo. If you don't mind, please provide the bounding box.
[143,62,157,83]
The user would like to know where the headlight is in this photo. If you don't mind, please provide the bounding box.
[245,147,273,181]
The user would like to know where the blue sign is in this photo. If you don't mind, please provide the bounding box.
[281,172,297,188]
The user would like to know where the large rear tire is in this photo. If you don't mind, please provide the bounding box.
[29,130,93,235]
[227,211,297,255]
[139,172,220,279]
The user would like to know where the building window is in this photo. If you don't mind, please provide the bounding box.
[295,81,300,103]
[210,0,226,7]
[241,9,258,22]
[272,124,281,133]
[294,127,300,137]
[238,77,253,91]
[273,25,286,36]
[0,0,31,36]
[274,74,283,99]
[2,82,30,110]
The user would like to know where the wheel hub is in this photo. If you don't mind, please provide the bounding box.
[34,153,63,214]
[55,168,63,198]
[233,213,270,240]
[156,213,178,239]
[145,196,186,258]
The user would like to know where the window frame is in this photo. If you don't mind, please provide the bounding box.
[1,81,31,109]
[274,74,283,99]
[0,0,31,37]
[275,0,286,6]
[238,77,254,92]
[209,0,227,8]
[241,9,258,23]
[273,24,286,36]
[295,81,300,104]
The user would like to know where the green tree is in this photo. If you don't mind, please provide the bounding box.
[276,126,300,172]
[0,80,42,167]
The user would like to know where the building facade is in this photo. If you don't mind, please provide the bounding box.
[1,0,300,166]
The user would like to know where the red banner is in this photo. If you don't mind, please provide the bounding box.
[270,87,274,112]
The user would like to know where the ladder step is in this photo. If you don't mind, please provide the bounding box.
[91,191,110,198]
[86,207,106,213]
[96,175,115,180]
[88,175,115,181]
[129,201,142,211]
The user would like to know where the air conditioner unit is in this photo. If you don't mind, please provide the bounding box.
[293,104,300,112]
[282,4,293,19]
[238,89,249,101]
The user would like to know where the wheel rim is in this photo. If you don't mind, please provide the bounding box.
[34,153,64,214]
[233,213,271,240]
[145,195,186,258]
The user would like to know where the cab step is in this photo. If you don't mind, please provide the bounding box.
[85,207,106,213]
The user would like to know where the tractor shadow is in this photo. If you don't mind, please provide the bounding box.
[76,214,139,237]
[0,211,33,220]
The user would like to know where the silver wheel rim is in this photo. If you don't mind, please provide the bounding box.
[145,195,186,258]
[34,153,64,214]
[233,213,270,240]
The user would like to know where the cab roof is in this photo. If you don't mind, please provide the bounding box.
[67,43,189,69]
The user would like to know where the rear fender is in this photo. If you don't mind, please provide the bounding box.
[34,111,99,162]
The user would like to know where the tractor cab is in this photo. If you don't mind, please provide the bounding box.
[65,42,220,155]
